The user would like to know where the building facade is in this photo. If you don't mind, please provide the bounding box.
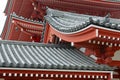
[1,0,120,80]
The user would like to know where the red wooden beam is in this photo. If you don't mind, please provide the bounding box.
[108,61,120,67]
[38,0,120,12]
[57,0,120,9]
[0,68,113,80]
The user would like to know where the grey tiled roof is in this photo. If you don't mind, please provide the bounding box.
[45,8,120,33]
[0,40,114,71]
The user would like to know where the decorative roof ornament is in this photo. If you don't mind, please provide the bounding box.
[12,12,18,17]
[10,12,42,24]
[104,13,111,23]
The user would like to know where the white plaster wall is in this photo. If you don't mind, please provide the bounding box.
[112,50,120,60]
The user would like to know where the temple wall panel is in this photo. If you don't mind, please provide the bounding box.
[18,31,32,42]
[9,26,21,40]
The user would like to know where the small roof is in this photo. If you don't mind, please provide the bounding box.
[11,12,42,24]
[45,8,120,33]
[0,40,114,71]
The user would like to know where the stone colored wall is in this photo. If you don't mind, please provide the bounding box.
[112,50,120,61]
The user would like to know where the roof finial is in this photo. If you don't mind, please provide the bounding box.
[104,13,111,23]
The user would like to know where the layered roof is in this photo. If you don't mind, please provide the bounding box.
[0,40,114,71]
[1,12,43,41]
[45,8,120,34]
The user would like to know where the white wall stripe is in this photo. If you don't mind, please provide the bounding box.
[74,75,77,78]
[25,73,28,77]
[96,29,99,37]
[3,73,6,76]
[100,75,103,79]
[55,74,59,78]
[106,42,109,45]
[117,38,120,40]
[96,75,99,78]
[19,73,23,77]
[114,43,117,46]
[14,73,17,77]
[70,75,73,78]
[50,74,54,77]
[8,73,12,76]
[97,41,100,44]
[99,35,102,38]
[41,74,44,77]
[104,76,107,79]
[30,74,33,77]
[88,75,90,78]
[46,74,49,77]
[92,75,95,78]
[65,74,68,78]
[36,74,39,77]
[88,40,91,43]
[108,36,111,39]
[103,36,106,38]
[93,40,96,44]
[102,42,104,45]
[1,73,110,79]
[112,37,115,40]
[79,75,82,78]
[83,75,86,78]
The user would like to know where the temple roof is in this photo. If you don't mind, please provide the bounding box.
[45,8,120,34]
[0,40,114,71]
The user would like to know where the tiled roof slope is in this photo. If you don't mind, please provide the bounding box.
[0,40,114,71]
[45,8,120,33]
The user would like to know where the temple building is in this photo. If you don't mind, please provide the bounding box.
[0,0,120,80]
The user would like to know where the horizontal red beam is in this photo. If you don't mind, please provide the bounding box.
[38,0,120,11]
[57,0,120,9]
[108,61,120,67]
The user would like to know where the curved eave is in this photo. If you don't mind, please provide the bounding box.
[50,24,120,35]
[5,16,43,40]
[49,24,120,42]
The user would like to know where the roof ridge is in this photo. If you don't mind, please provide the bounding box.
[11,12,43,24]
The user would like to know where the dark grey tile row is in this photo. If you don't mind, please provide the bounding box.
[45,8,120,33]
[11,12,43,24]
[0,40,115,71]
